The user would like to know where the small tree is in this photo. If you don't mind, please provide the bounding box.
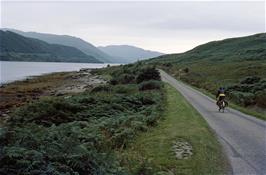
[184,67,189,73]
[136,67,161,83]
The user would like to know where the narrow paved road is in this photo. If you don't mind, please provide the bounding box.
[160,69,266,175]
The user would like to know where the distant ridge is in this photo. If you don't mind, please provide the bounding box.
[0,30,101,63]
[150,33,266,63]
[98,45,164,63]
[4,28,112,63]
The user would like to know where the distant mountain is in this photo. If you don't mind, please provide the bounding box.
[4,28,112,63]
[98,45,164,63]
[0,30,101,63]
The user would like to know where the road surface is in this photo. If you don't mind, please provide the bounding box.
[160,69,266,175]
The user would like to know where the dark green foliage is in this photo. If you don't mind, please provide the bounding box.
[110,74,136,85]
[136,67,161,83]
[139,80,163,91]
[228,91,256,106]
[255,90,266,108]
[226,77,266,107]
[90,85,112,93]
[240,76,261,84]
[162,63,172,67]
[183,67,189,73]
[0,122,123,175]
[112,84,138,94]
[9,98,83,126]
[0,64,165,174]
[105,64,160,85]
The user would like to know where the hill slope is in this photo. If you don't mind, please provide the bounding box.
[98,45,164,63]
[0,30,101,63]
[151,33,266,64]
[4,28,112,63]
[148,33,266,110]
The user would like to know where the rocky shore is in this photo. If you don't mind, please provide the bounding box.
[0,68,106,125]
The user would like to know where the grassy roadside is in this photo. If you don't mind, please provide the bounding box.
[120,84,229,174]
[180,81,266,121]
[156,67,266,121]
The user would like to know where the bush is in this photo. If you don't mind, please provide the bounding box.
[0,122,125,175]
[139,80,163,91]
[240,76,261,84]
[228,91,256,106]
[110,73,135,85]
[10,98,83,126]
[183,67,189,73]
[1,63,166,174]
[226,77,266,107]
[162,63,172,67]
[255,90,266,108]
[136,67,161,83]
[2,86,164,174]
[91,85,112,93]
[112,84,137,94]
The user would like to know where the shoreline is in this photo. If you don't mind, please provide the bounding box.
[0,68,106,125]
[0,61,118,85]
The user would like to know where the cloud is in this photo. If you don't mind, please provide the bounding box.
[1,1,265,53]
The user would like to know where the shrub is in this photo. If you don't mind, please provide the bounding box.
[228,91,256,106]
[226,77,266,107]
[255,90,266,108]
[183,67,189,73]
[162,63,172,67]
[10,98,83,126]
[240,76,261,84]
[112,84,137,94]
[139,80,163,91]
[110,73,135,85]
[91,85,112,93]
[0,122,125,175]
[119,74,136,84]
[110,78,119,85]
[136,67,161,83]
[1,64,166,174]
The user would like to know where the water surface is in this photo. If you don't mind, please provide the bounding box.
[0,61,116,84]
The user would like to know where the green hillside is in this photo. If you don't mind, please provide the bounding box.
[147,33,266,113]
[0,30,101,63]
[151,33,266,63]
[5,28,112,63]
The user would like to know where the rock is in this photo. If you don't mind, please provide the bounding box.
[55,92,65,96]
[1,113,10,118]
[172,140,193,159]
[64,96,72,99]
[80,68,90,72]
[17,94,23,98]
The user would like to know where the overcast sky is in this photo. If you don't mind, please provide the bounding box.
[1,1,265,53]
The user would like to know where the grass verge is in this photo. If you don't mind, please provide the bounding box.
[183,82,266,121]
[120,84,229,175]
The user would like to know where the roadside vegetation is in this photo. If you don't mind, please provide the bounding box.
[120,85,228,175]
[153,61,266,119]
[0,72,71,113]
[0,62,228,174]
[0,64,165,174]
[146,33,266,118]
